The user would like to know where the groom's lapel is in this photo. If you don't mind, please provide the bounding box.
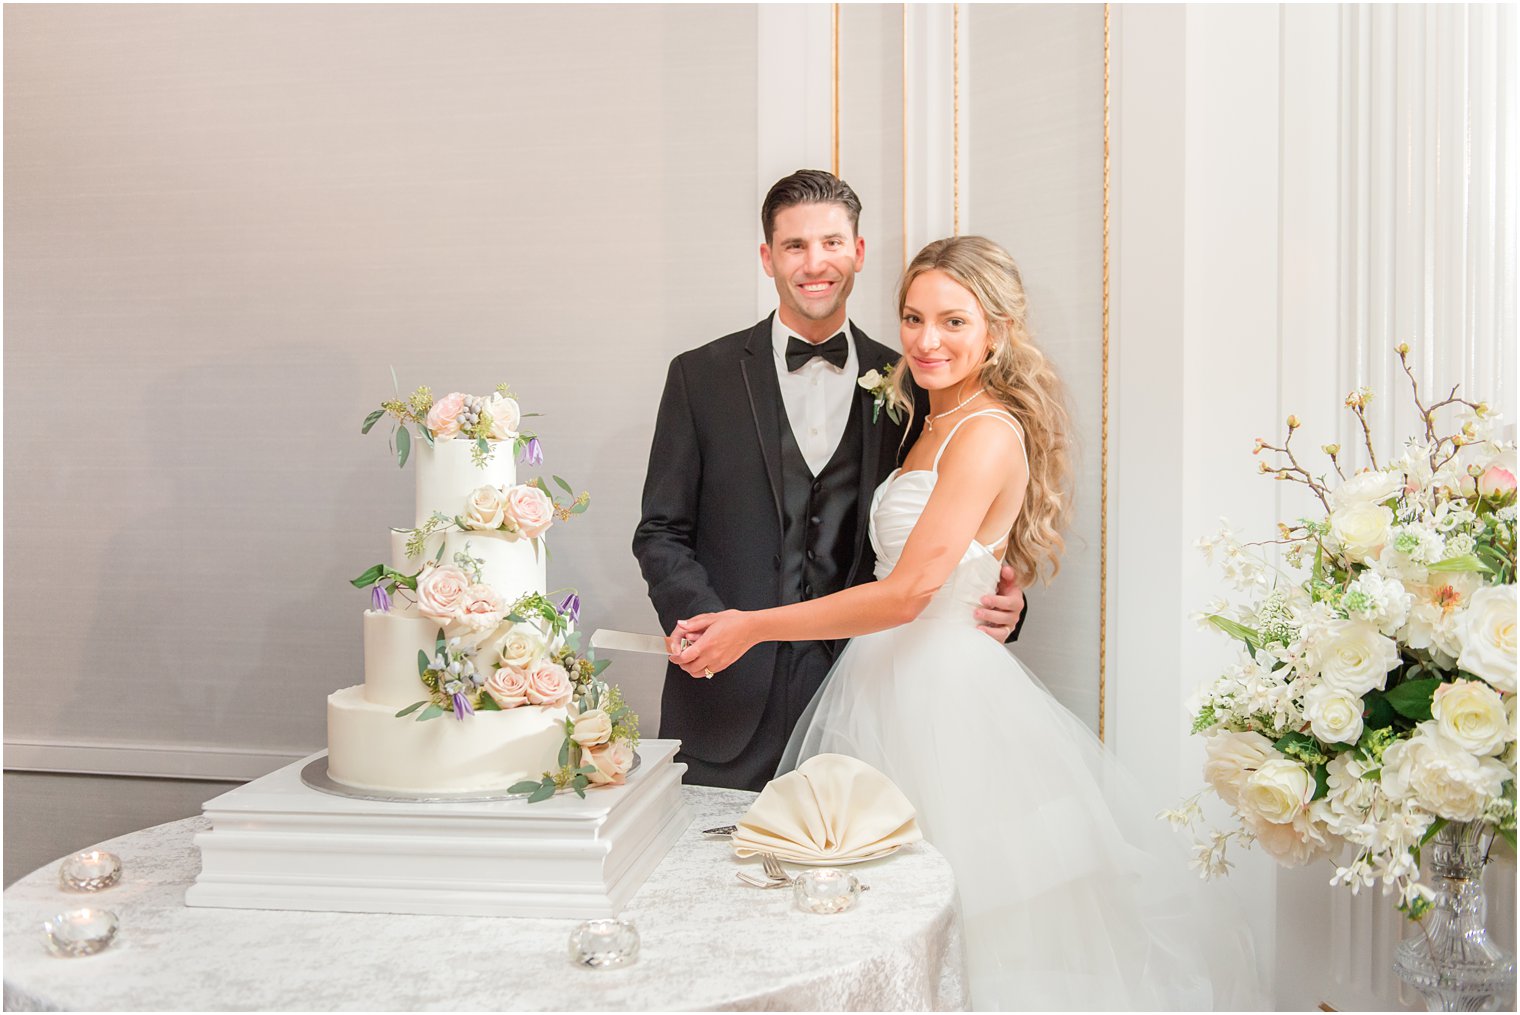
[739,314,785,532]
[846,325,890,585]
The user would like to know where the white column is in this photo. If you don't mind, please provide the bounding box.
[902,3,956,255]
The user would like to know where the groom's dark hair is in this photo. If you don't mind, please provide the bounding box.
[761,170,862,245]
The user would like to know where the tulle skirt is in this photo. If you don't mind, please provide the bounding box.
[781,619,1264,1012]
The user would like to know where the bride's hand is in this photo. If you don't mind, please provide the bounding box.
[671,611,756,677]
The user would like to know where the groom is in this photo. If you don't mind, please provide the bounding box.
[633,170,1027,790]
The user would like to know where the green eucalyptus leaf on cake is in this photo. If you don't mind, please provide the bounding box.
[558,739,570,769]
[351,564,384,588]
[569,500,588,514]
[435,629,447,657]
[572,776,588,799]
[591,658,611,676]
[361,409,385,434]
[418,424,435,447]
[396,424,412,468]
[417,650,430,676]
[475,693,502,712]
[417,704,446,722]
[508,781,541,795]
[528,780,556,804]
[394,701,425,718]
[553,475,574,496]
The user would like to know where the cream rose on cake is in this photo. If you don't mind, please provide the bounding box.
[1431,679,1511,756]
[425,391,468,439]
[415,564,472,623]
[504,485,555,540]
[484,393,521,441]
[484,665,532,709]
[1457,584,1517,693]
[586,740,636,786]
[463,485,508,531]
[571,707,613,749]
[459,584,506,635]
[494,624,546,671]
[525,661,572,707]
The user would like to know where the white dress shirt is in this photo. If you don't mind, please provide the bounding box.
[771,314,858,475]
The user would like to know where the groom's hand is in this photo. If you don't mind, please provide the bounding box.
[976,564,1025,642]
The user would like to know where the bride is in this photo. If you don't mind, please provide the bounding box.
[672,236,1262,1010]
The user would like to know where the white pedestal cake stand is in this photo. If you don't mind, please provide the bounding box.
[185,739,689,919]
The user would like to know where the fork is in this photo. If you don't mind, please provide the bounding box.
[760,852,795,884]
[735,871,790,889]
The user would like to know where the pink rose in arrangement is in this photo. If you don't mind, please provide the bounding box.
[484,666,531,709]
[1478,465,1517,499]
[504,485,555,539]
[459,584,505,634]
[524,661,573,707]
[426,391,468,439]
[415,564,471,623]
[586,740,636,786]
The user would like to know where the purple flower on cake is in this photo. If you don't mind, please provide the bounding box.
[505,485,555,539]
[484,665,532,709]
[459,584,506,634]
[520,436,543,466]
[370,584,392,612]
[415,564,472,623]
[525,661,573,708]
[426,391,468,440]
[451,691,474,721]
[462,485,508,531]
[560,593,581,626]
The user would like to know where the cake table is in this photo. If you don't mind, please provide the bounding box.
[4,786,967,1011]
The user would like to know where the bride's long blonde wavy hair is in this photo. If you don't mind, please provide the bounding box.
[887,236,1072,586]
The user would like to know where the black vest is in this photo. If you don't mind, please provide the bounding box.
[776,386,864,606]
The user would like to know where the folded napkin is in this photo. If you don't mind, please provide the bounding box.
[732,754,923,864]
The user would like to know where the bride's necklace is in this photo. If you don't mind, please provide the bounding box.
[924,386,986,433]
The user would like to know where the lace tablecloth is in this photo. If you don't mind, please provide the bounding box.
[4,785,966,1011]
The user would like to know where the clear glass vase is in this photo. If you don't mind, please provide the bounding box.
[1393,820,1517,1012]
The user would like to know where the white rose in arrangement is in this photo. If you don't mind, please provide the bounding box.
[1382,723,1510,822]
[458,584,505,634]
[1329,501,1394,562]
[1431,679,1511,757]
[495,625,546,671]
[1311,620,1400,696]
[1319,752,1379,837]
[570,707,613,749]
[462,485,508,531]
[484,394,521,441]
[415,564,472,623]
[1457,584,1517,693]
[1302,685,1365,745]
[1330,469,1403,510]
[1239,758,1315,825]
[1241,810,1333,868]
[1201,730,1276,807]
[504,485,555,540]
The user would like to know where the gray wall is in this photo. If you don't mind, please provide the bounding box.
[5,3,758,880]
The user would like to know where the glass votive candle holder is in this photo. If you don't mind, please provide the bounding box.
[793,868,863,914]
[43,908,120,957]
[58,850,122,892]
[568,917,639,969]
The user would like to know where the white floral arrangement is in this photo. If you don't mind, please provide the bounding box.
[1169,345,1516,918]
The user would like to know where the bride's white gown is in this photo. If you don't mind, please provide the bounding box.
[783,411,1262,1011]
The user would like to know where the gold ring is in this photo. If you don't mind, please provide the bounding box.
[703,668,714,679]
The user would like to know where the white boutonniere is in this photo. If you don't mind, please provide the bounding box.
[858,362,904,425]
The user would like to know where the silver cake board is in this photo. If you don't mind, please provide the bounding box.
[185,740,691,919]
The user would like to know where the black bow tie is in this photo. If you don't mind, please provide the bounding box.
[786,332,849,372]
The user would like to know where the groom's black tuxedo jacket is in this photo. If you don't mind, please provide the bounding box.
[633,316,911,764]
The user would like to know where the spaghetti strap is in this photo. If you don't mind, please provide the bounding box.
[930,408,1029,475]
